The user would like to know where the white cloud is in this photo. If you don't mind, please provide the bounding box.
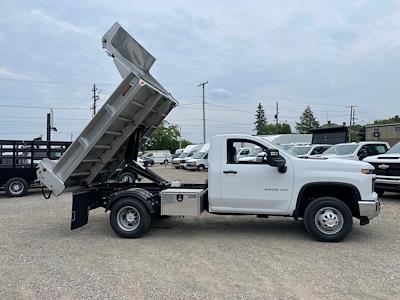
[210,88,231,98]
[30,9,91,34]
[0,66,31,80]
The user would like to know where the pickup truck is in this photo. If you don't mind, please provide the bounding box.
[364,142,400,196]
[37,22,380,242]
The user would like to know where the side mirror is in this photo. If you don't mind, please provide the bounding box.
[266,149,287,173]
[358,149,368,160]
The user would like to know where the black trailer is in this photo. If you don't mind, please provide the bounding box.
[0,140,71,197]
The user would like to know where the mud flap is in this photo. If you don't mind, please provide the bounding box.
[71,190,96,230]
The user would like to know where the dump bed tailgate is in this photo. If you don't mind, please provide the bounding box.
[37,23,177,196]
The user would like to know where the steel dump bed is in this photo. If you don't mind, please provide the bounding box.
[37,23,177,196]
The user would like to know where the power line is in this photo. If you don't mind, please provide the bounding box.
[0,104,90,110]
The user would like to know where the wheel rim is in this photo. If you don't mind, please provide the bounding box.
[121,175,134,183]
[314,206,344,235]
[117,206,140,231]
[9,181,24,195]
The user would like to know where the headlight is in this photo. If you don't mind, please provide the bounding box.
[361,169,373,174]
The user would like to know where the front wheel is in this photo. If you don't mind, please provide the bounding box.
[304,197,353,242]
[197,165,205,172]
[110,198,152,238]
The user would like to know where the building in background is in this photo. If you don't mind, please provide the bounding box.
[365,123,400,146]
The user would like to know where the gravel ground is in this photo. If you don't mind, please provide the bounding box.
[1,165,400,299]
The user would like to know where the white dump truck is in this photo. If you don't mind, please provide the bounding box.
[37,23,380,242]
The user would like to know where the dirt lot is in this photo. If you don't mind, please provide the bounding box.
[1,165,399,299]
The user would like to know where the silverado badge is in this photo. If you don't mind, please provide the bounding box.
[378,164,390,170]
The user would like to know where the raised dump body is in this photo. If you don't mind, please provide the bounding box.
[37,23,177,196]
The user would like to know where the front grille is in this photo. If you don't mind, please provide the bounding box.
[370,163,400,177]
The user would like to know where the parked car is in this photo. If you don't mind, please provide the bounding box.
[288,144,332,158]
[138,156,154,167]
[142,150,172,164]
[364,142,400,196]
[172,148,184,159]
[316,142,390,161]
[238,146,263,162]
[235,147,250,159]
[172,144,201,168]
[185,144,210,171]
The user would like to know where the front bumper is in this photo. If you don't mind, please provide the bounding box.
[358,196,380,220]
[185,165,197,170]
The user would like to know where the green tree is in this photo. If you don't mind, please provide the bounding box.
[373,115,400,125]
[144,121,191,153]
[295,106,320,133]
[351,124,366,142]
[254,102,267,134]
[258,123,292,134]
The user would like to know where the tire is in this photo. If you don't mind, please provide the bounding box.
[143,162,149,168]
[197,165,205,172]
[163,159,168,165]
[375,188,385,197]
[174,166,180,169]
[118,172,136,184]
[5,177,28,197]
[304,197,353,242]
[110,198,152,238]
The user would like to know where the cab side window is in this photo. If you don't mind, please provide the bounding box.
[227,139,267,164]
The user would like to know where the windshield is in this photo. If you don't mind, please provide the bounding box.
[179,152,188,158]
[323,144,358,155]
[193,151,205,159]
[387,143,400,154]
[289,146,312,156]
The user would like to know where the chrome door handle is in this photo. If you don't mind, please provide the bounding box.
[223,170,237,174]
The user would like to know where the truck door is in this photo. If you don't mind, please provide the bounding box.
[218,138,293,214]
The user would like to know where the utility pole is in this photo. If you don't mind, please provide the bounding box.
[46,112,51,158]
[197,81,208,144]
[274,101,279,133]
[346,105,357,142]
[91,84,100,117]
[179,125,182,149]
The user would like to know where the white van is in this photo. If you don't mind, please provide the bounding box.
[186,144,210,171]
[172,145,201,169]
[143,150,172,164]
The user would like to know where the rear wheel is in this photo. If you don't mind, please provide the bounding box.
[163,159,168,165]
[304,197,353,242]
[5,177,28,197]
[110,198,152,238]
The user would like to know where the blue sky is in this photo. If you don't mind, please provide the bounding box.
[0,1,399,143]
